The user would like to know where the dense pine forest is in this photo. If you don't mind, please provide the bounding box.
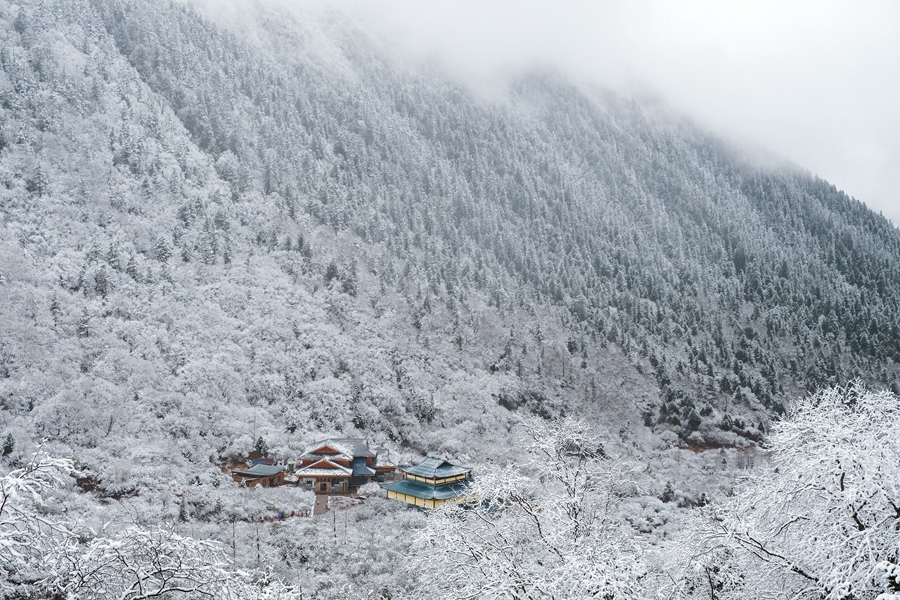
[0,0,898,598]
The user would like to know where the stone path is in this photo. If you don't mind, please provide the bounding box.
[313,494,328,515]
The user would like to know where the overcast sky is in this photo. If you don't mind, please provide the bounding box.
[349,0,900,227]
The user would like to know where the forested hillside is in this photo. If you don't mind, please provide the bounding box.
[98,0,900,432]
[2,0,900,465]
[0,0,899,596]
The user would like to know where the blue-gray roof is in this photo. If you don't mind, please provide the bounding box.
[401,457,471,480]
[351,456,376,476]
[380,479,471,500]
[233,464,284,478]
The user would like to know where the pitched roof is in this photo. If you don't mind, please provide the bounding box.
[233,464,284,478]
[295,458,352,477]
[380,478,471,500]
[300,438,374,461]
[295,468,353,476]
[372,446,397,468]
[401,457,471,480]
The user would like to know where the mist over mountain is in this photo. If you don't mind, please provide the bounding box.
[1,0,899,596]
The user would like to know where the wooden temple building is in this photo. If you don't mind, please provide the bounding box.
[231,463,285,488]
[380,457,472,509]
[294,438,395,493]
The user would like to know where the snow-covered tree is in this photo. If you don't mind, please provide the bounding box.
[57,527,301,600]
[0,454,73,595]
[410,417,645,599]
[0,453,300,599]
[683,384,900,599]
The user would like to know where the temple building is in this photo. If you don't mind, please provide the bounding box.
[380,457,472,509]
[294,438,395,493]
[232,464,285,488]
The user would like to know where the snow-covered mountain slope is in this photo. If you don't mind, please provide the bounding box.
[1,0,899,487]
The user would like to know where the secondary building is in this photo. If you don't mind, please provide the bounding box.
[232,464,285,488]
[380,457,472,509]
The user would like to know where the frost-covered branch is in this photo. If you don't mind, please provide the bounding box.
[409,416,645,599]
[0,453,300,599]
[51,525,303,600]
[681,383,900,600]
[0,453,73,594]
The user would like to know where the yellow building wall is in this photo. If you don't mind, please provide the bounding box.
[386,490,454,509]
[406,473,467,485]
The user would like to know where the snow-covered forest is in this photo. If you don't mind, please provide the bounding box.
[0,0,898,597]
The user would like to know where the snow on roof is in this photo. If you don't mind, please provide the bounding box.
[300,438,374,460]
[373,446,397,467]
[233,464,284,478]
[401,457,471,480]
[295,458,352,476]
[295,468,353,477]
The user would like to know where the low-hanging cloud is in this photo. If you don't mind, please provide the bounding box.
[353,0,900,227]
[191,0,900,226]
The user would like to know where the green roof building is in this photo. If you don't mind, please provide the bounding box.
[380,457,472,509]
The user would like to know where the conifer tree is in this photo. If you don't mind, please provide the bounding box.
[76,308,91,338]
